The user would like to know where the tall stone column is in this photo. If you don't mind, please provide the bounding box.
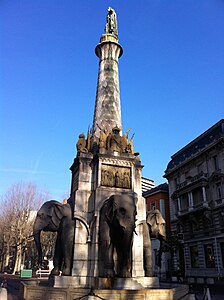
[68,8,149,288]
[92,34,123,137]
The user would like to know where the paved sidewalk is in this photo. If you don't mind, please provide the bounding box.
[0,274,48,300]
[1,274,224,300]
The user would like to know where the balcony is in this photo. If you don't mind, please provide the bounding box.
[186,268,219,278]
[193,201,209,209]
[177,201,209,217]
[190,172,208,182]
[209,169,223,181]
[176,172,208,192]
[177,209,188,216]
[215,197,224,206]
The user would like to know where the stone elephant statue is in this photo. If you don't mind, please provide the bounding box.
[143,209,166,276]
[33,200,75,276]
[99,193,137,278]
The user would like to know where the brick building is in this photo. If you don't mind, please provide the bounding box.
[143,183,170,232]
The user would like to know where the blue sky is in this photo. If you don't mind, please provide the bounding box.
[1,0,224,200]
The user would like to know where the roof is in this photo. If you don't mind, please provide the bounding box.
[143,182,168,197]
[164,119,224,176]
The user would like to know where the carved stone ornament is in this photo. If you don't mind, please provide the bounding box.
[100,127,134,154]
[76,127,135,156]
[101,164,131,189]
[76,133,88,153]
[105,7,118,37]
[100,157,134,167]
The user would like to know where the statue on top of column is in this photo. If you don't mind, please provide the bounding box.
[105,7,118,37]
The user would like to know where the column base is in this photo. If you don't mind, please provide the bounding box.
[49,275,159,290]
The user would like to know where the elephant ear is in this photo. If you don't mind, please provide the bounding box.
[147,209,164,226]
[146,210,157,227]
[47,201,65,228]
[146,210,159,236]
[154,209,165,225]
[104,196,116,224]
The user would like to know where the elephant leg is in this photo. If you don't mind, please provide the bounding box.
[101,240,114,277]
[116,247,131,278]
[61,222,75,276]
[143,222,153,276]
[51,235,63,276]
[100,218,115,277]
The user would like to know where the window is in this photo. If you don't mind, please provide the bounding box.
[174,199,179,214]
[174,178,178,189]
[180,193,188,211]
[213,155,219,171]
[151,202,156,210]
[190,246,199,268]
[221,243,224,267]
[177,222,184,234]
[203,211,212,229]
[185,170,190,179]
[216,183,222,199]
[204,244,215,268]
[189,215,199,233]
[192,188,203,206]
[219,211,224,227]
[197,163,203,174]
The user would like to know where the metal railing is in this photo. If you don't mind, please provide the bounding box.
[35,269,50,277]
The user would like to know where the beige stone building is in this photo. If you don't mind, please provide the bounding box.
[164,119,224,284]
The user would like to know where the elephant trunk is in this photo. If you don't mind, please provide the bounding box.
[33,228,42,266]
[156,238,165,268]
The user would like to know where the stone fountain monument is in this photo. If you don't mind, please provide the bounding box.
[23,7,176,300]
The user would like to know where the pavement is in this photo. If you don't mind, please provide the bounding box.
[188,283,224,300]
[0,273,48,300]
[162,281,224,299]
[1,274,224,300]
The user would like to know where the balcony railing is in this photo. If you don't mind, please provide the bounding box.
[176,172,208,190]
[215,197,224,206]
[186,268,219,277]
[178,201,208,216]
[193,201,208,209]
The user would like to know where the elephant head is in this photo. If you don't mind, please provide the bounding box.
[33,200,72,267]
[143,209,166,275]
[105,194,137,234]
[146,209,166,240]
[99,193,137,278]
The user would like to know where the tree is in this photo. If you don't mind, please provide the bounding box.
[0,182,49,274]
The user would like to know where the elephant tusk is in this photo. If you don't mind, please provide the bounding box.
[134,229,138,235]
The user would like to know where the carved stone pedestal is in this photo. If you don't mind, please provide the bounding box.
[21,282,178,300]
[49,275,160,290]
[97,277,160,289]
[22,275,188,300]
[49,275,90,288]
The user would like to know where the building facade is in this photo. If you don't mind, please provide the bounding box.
[164,119,224,284]
[141,176,155,193]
